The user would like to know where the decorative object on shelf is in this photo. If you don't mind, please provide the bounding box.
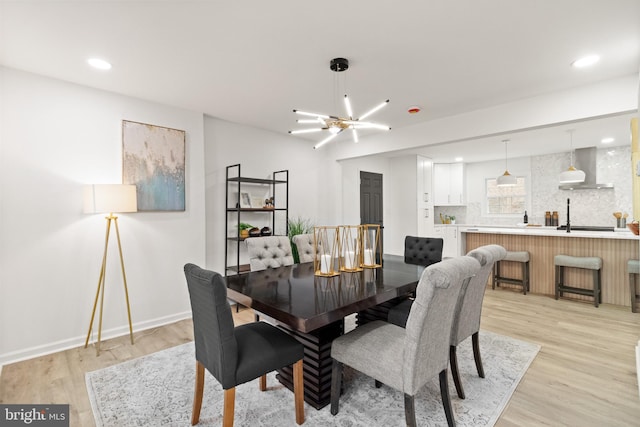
[361,224,382,268]
[83,184,137,356]
[260,226,271,236]
[264,196,275,209]
[248,227,261,237]
[339,225,363,272]
[449,215,456,224]
[496,139,517,187]
[289,58,390,150]
[313,226,341,277]
[628,221,639,235]
[239,192,251,208]
[559,129,586,184]
[288,216,314,263]
[122,120,185,211]
[237,222,253,239]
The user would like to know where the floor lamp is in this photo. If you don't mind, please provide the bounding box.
[83,184,137,356]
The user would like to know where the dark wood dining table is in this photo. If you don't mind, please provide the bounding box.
[225,258,424,409]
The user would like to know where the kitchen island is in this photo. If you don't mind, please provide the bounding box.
[461,226,638,307]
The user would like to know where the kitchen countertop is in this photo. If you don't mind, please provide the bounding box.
[459,225,637,240]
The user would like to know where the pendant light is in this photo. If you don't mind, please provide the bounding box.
[496,139,517,187]
[559,129,586,184]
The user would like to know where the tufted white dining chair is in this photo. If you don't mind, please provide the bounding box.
[246,235,294,271]
[292,233,315,263]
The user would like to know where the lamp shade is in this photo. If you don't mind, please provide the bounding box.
[496,170,517,187]
[558,166,586,184]
[84,184,138,214]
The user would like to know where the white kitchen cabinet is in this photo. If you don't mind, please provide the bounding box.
[434,225,460,258]
[433,163,465,206]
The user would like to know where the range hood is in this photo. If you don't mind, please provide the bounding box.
[558,147,614,190]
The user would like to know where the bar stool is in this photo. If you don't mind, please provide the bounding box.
[554,255,602,307]
[493,251,530,294]
[628,259,640,313]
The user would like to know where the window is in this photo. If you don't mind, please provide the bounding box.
[486,177,526,214]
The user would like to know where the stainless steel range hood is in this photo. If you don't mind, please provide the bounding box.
[558,147,614,190]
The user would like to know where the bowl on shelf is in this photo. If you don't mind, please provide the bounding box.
[249,227,262,237]
[628,222,639,235]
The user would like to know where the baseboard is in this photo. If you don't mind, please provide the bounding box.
[0,311,192,366]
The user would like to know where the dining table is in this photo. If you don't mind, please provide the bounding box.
[225,257,425,409]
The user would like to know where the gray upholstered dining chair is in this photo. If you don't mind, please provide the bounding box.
[404,235,444,267]
[184,263,305,426]
[292,233,315,263]
[388,244,507,399]
[330,256,481,427]
[246,235,294,271]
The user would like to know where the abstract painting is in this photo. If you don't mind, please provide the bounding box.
[122,120,186,211]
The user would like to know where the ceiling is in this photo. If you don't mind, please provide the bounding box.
[1,1,638,162]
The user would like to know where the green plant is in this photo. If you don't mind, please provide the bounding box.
[288,216,314,263]
[237,222,254,231]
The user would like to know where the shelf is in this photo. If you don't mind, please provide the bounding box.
[227,176,287,185]
[226,208,286,212]
[225,164,289,276]
[226,264,251,274]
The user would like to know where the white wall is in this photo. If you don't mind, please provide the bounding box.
[0,67,206,364]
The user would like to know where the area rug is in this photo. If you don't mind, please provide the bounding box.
[86,330,539,426]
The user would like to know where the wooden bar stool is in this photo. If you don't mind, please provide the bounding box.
[493,251,530,294]
[628,259,640,313]
[554,255,602,307]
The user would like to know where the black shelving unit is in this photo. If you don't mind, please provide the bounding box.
[225,164,289,275]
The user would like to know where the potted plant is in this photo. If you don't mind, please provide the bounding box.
[288,216,313,263]
[449,215,456,224]
[237,222,253,239]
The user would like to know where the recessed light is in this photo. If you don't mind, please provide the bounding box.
[571,54,600,68]
[454,157,463,162]
[601,137,615,144]
[87,58,112,70]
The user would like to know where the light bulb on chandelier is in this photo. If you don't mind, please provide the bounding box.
[289,58,391,149]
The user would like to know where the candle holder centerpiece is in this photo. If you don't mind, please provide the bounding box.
[361,224,382,268]
[339,225,363,272]
[313,226,341,277]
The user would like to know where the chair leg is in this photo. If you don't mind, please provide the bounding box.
[439,369,456,427]
[555,265,561,300]
[521,261,527,295]
[630,273,638,313]
[449,345,464,399]
[293,359,305,425]
[404,393,417,427]
[330,360,343,416]
[259,374,267,391]
[472,332,485,378]
[593,270,600,307]
[492,263,499,289]
[192,361,205,426]
[223,388,235,427]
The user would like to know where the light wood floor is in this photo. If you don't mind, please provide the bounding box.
[1,290,639,426]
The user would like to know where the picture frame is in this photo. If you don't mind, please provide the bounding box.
[251,196,264,208]
[122,120,186,211]
[240,192,251,208]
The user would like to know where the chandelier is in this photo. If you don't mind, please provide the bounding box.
[289,58,390,149]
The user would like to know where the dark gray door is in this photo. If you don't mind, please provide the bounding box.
[360,171,383,262]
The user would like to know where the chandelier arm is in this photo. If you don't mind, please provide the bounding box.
[293,110,331,119]
[359,100,389,121]
[344,95,353,119]
[313,131,341,150]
